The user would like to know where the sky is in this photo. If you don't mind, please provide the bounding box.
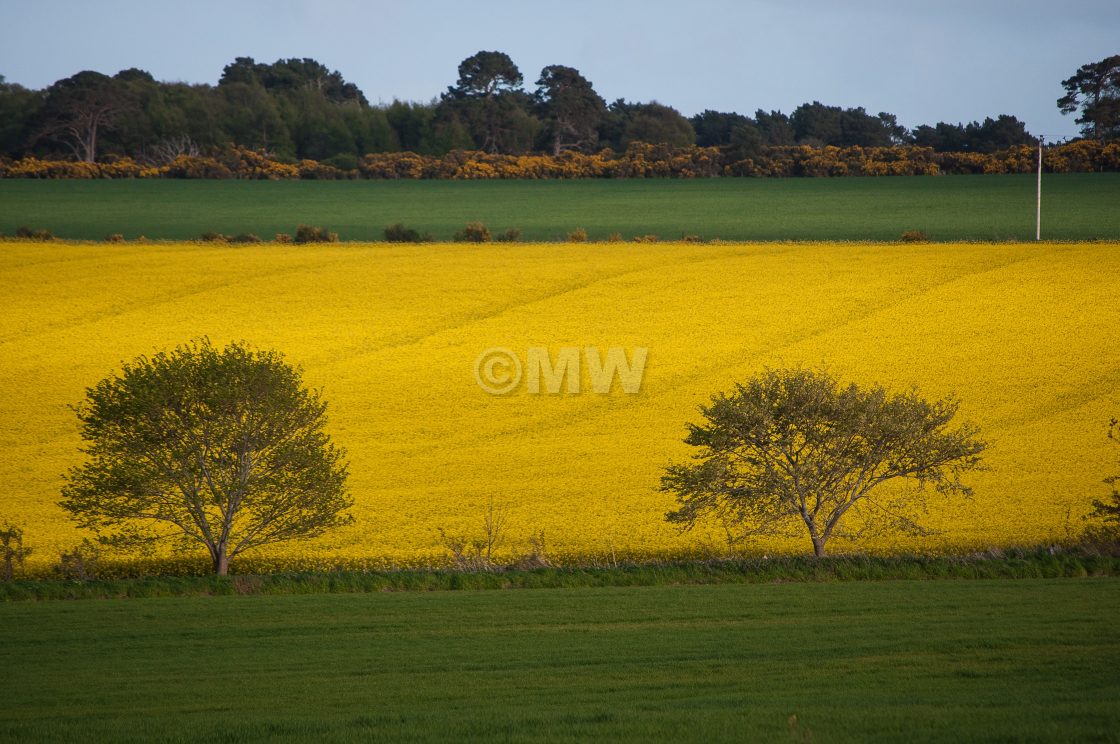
[2,0,1118,140]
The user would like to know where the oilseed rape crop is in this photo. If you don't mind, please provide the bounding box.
[1,240,1117,573]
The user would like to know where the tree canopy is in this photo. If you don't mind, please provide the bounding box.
[662,369,987,557]
[534,65,606,155]
[0,50,1064,164]
[1059,54,1120,141]
[59,339,351,575]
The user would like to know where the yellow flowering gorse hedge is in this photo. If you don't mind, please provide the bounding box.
[2,141,1118,180]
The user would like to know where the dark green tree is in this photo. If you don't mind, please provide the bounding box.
[0,76,44,158]
[912,115,1033,153]
[603,100,695,148]
[690,110,751,147]
[1058,55,1120,140]
[911,121,971,152]
[59,340,351,575]
[790,102,904,147]
[440,51,535,153]
[534,65,606,155]
[37,71,134,161]
[754,109,795,145]
[385,99,437,153]
[662,368,986,557]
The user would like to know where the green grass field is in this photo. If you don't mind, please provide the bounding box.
[1,579,1117,743]
[2,174,1119,242]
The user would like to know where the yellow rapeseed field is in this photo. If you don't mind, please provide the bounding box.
[1,240,1117,572]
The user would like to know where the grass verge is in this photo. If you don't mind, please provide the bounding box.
[3,549,1117,601]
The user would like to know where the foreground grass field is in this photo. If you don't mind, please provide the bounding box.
[1,239,1118,571]
[1,579,1117,742]
[2,174,1120,241]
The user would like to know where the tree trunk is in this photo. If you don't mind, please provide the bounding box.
[214,549,230,576]
[811,535,826,558]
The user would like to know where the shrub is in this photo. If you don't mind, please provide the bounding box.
[632,234,659,243]
[453,221,491,243]
[681,234,702,243]
[15,226,54,241]
[384,223,432,243]
[607,232,624,243]
[900,230,930,243]
[230,233,262,244]
[55,539,101,581]
[104,233,125,243]
[294,224,339,244]
[494,228,522,243]
[567,227,588,243]
[323,153,359,172]
[199,232,229,243]
[1,523,32,581]
[274,232,293,244]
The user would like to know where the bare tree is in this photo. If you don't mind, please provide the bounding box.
[439,496,509,571]
[59,339,351,575]
[662,368,987,557]
[140,134,201,166]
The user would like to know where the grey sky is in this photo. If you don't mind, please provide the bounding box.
[2,0,1118,139]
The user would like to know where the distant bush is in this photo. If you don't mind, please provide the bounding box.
[494,228,522,243]
[607,232,624,243]
[453,221,492,243]
[230,233,262,244]
[567,228,588,243]
[55,539,101,581]
[900,230,930,243]
[681,234,702,243]
[274,232,293,244]
[384,223,432,243]
[15,226,54,241]
[294,224,339,244]
[1,523,32,581]
[199,231,229,243]
[632,234,659,243]
[103,233,125,243]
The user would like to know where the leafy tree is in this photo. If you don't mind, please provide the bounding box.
[911,121,971,152]
[59,340,351,575]
[690,110,752,148]
[440,51,534,153]
[534,65,606,155]
[790,101,904,147]
[1085,417,1120,541]
[385,99,436,153]
[662,368,986,557]
[217,81,292,155]
[728,122,765,160]
[754,109,795,145]
[1058,55,1120,140]
[692,110,766,158]
[965,115,1034,152]
[604,100,695,148]
[0,76,44,158]
[37,71,134,161]
[912,115,1033,153]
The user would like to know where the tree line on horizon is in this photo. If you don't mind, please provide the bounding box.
[2,51,1114,168]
